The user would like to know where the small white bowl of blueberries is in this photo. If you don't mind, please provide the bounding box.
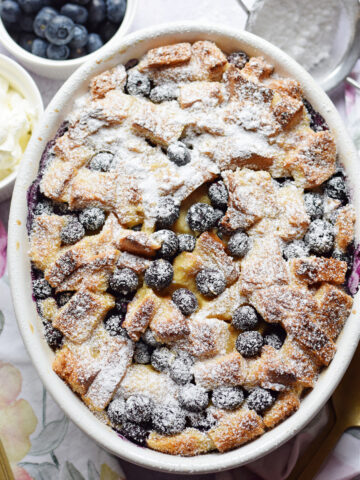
[0,0,137,79]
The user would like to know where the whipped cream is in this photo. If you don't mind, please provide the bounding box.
[0,74,36,181]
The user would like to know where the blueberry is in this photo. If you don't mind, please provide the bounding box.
[150,84,179,103]
[19,33,36,52]
[125,394,152,423]
[195,268,226,298]
[33,278,52,299]
[231,305,259,331]
[211,386,244,410]
[172,288,198,316]
[141,329,162,348]
[153,229,179,259]
[177,233,196,253]
[145,259,173,291]
[43,321,63,349]
[283,240,310,260]
[208,181,228,210]
[0,1,21,23]
[187,410,216,430]
[187,203,216,233]
[107,397,126,424]
[60,3,88,23]
[303,99,328,132]
[151,347,174,372]
[88,151,113,171]
[56,291,73,307]
[325,175,348,202]
[133,341,151,364]
[33,6,57,38]
[48,43,70,62]
[227,51,249,69]
[169,357,193,385]
[79,207,105,231]
[106,0,126,23]
[87,32,103,53]
[332,248,352,265]
[124,58,138,70]
[18,0,44,14]
[119,421,148,445]
[264,332,283,350]
[88,0,106,23]
[126,70,151,97]
[45,15,75,45]
[236,331,263,357]
[227,231,250,258]
[304,192,324,221]
[19,14,35,32]
[72,0,90,4]
[304,219,334,255]
[213,209,224,226]
[103,314,128,337]
[60,219,85,244]
[34,198,53,215]
[156,197,180,229]
[98,20,118,42]
[246,387,275,414]
[68,24,88,49]
[178,384,209,412]
[167,141,191,167]
[152,404,186,435]
[70,45,87,58]
[31,38,48,57]
[109,268,139,295]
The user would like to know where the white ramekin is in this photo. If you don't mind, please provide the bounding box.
[7,24,360,474]
[0,54,43,202]
[0,0,137,80]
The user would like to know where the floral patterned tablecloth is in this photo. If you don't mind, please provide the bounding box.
[1,1,360,479]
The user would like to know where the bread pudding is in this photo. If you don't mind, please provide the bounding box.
[27,40,356,456]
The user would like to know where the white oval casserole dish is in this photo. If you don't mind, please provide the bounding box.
[8,24,360,474]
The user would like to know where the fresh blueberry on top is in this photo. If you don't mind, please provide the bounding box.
[133,341,151,364]
[325,175,348,203]
[282,240,310,260]
[107,397,126,424]
[33,7,57,38]
[145,259,173,291]
[208,180,228,210]
[69,24,88,48]
[231,305,259,331]
[125,394,153,423]
[88,0,106,23]
[119,421,148,445]
[19,33,36,52]
[32,38,48,57]
[227,231,250,258]
[45,15,75,45]
[33,278,52,299]
[195,268,226,298]
[79,207,105,231]
[72,0,90,4]
[212,386,245,410]
[60,218,85,244]
[172,288,198,316]
[152,404,186,435]
[167,141,191,167]
[87,32,103,52]
[186,203,216,233]
[151,347,174,372]
[304,192,324,221]
[169,356,193,385]
[236,331,263,358]
[141,328,162,348]
[156,197,180,228]
[126,70,151,97]
[177,233,196,253]
[109,268,139,295]
[43,321,63,350]
[227,51,249,69]
[18,0,44,14]
[263,332,284,350]
[178,384,209,412]
[0,1,22,24]
[106,0,126,23]
[47,43,70,60]
[304,219,334,255]
[60,3,88,24]
[88,151,113,171]
[150,84,179,103]
[103,314,128,337]
[246,387,275,414]
[152,229,179,259]
[19,14,35,33]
